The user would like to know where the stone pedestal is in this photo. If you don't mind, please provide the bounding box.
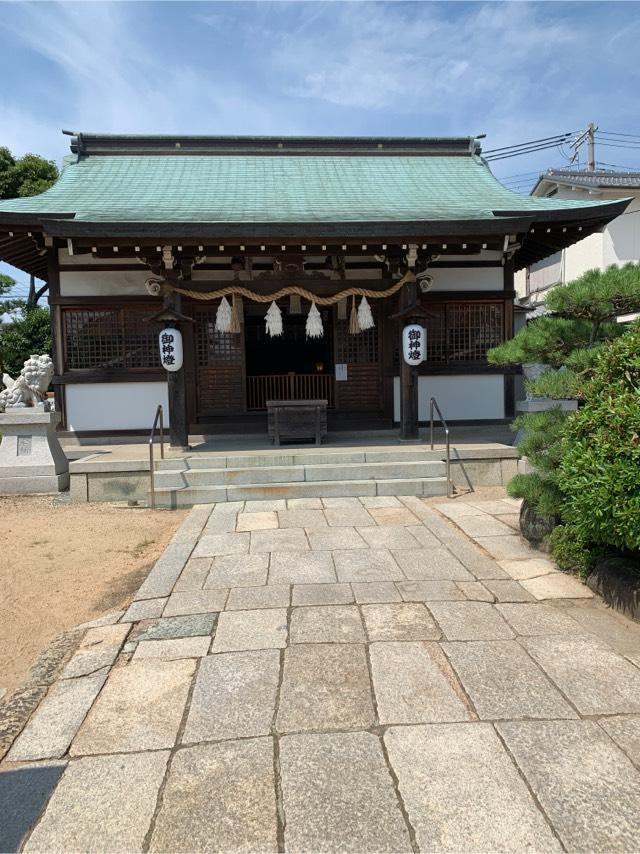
[0,409,69,494]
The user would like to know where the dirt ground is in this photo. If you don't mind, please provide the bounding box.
[0,496,186,698]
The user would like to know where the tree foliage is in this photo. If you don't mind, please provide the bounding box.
[507,407,568,517]
[557,324,640,553]
[0,306,52,377]
[0,147,59,200]
[488,263,640,399]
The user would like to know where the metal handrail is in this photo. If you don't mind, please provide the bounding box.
[429,397,453,498]
[149,404,165,510]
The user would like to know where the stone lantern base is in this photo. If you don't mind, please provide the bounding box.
[0,409,69,494]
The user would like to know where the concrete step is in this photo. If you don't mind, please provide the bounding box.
[154,446,446,471]
[149,476,448,508]
[152,460,446,489]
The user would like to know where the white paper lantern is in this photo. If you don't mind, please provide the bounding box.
[159,327,183,372]
[402,324,426,366]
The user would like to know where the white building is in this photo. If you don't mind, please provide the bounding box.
[515,170,640,305]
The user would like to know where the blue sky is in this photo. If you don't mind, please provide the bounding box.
[2,0,640,296]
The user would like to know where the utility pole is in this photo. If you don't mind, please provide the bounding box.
[587,122,596,172]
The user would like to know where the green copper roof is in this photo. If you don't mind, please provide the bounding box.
[0,135,612,225]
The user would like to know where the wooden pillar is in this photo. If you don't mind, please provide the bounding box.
[165,292,189,450]
[399,279,420,442]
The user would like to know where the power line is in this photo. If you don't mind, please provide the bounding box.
[484,132,575,154]
[598,130,640,140]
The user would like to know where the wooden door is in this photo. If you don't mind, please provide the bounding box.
[194,305,245,416]
[333,302,382,411]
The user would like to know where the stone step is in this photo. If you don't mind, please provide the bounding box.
[152,460,446,489]
[149,476,448,507]
[154,447,445,471]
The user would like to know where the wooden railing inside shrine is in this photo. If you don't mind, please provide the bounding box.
[247,374,335,411]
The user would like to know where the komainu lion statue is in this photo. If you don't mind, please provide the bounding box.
[0,354,55,412]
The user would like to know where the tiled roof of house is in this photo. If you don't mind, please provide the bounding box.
[535,169,640,192]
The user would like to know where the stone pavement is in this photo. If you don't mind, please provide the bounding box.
[2,493,640,852]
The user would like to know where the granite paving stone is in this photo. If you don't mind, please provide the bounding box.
[444,538,510,580]
[334,548,404,582]
[250,527,309,553]
[392,547,473,581]
[173,557,211,592]
[133,613,217,641]
[192,531,250,558]
[443,640,577,720]
[497,719,640,851]
[287,497,323,508]
[322,497,363,507]
[225,583,290,610]
[552,600,640,657]
[8,672,108,761]
[307,526,367,551]
[428,601,515,640]
[468,499,520,515]
[236,511,278,531]
[121,597,168,622]
[205,553,269,588]
[323,505,376,527]
[70,659,195,755]
[405,525,441,548]
[474,535,537,561]
[385,723,561,852]
[521,572,593,599]
[135,543,194,600]
[277,643,375,732]
[280,731,412,852]
[359,495,402,507]
[244,498,287,511]
[495,603,584,636]
[482,579,536,602]
[182,649,280,742]
[361,603,441,641]
[133,636,211,661]
[457,581,495,602]
[523,634,640,715]
[396,579,465,602]
[498,557,559,580]
[599,715,640,766]
[370,641,470,724]
[369,506,420,526]
[292,582,353,606]
[61,624,129,679]
[277,508,327,528]
[495,513,520,530]
[211,608,288,652]
[149,738,277,853]
[163,589,228,617]
[356,525,421,550]
[453,515,516,538]
[23,751,169,854]
[351,581,402,604]
[204,503,244,533]
[434,501,486,518]
[0,763,66,853]
[268,550,336,584]
[290,605,366,644]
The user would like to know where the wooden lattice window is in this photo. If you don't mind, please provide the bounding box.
[63,307,159,370]
[335,304,379,364]
[393,301,505,366]
[194,308,243,367]
[447,303,504,362]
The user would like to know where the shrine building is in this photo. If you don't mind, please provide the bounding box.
[0,133,627,449]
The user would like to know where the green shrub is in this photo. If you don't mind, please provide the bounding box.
[507,408,569,517]
[548,525,593,577]
[557,324,640,553]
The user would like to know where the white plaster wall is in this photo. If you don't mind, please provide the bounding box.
[393,375,504,421]
[603,197,640,266]
[60,270,151,296]
[428,267,502,292]
[65,382,169,431]
[58,249,140,266]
